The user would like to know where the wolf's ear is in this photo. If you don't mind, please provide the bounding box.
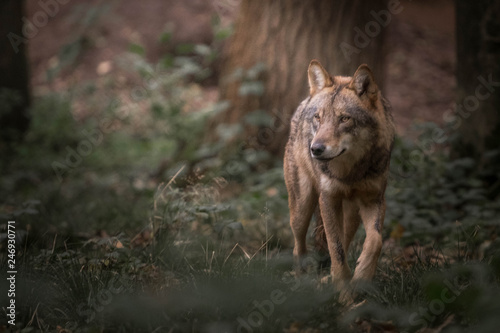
[349,64,378,102]
[308,60,333,96]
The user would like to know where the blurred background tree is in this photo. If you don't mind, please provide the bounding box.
[454,0,500,161]
[0,0,31,151]
[211,0,387,155]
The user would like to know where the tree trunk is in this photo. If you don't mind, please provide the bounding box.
[454,0,500,160]
[212,0,387,155]
[0,0,31,150]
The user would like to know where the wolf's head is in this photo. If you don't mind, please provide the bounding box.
[306,60,384,165]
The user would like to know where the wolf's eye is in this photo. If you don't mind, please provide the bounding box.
[340,116,350,123]
[314,114,320,121]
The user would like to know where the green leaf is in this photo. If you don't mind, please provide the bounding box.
[129,43,145,56]
[246,62,267,80]
[226,221,243,230]
[238,81,264,96]
[243,110,273,126]
[194,44,212,57]
[215,28,232,41]
[176,43,195,54]
[159,31,172,44]
[161,54,175,68]
[216,123,242,142]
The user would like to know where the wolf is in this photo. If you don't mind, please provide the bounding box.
[284,60,394,286]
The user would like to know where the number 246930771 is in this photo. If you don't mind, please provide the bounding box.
[7,222,16,267]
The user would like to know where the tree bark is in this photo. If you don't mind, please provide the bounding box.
[212,0,387,155]
[0,0,31,150]
[454,0,500,159]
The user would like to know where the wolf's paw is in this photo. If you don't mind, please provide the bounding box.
[320,274,332,284]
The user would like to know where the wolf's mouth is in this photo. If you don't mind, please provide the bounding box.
[315,148,346,161]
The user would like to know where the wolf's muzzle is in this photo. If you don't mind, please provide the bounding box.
[310,143,326,157]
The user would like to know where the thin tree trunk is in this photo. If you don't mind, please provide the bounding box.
[0,0,31,150]
[454,0,500,159]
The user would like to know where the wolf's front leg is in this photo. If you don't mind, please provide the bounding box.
[352,198,385,283]
[319,193,351,283]
[289,190,317,273]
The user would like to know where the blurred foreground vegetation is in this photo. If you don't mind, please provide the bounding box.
[1,31,500,333]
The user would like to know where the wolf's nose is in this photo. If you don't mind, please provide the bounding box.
[310,143,325,156]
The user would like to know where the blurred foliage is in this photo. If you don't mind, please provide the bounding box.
[387,122,500,246]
